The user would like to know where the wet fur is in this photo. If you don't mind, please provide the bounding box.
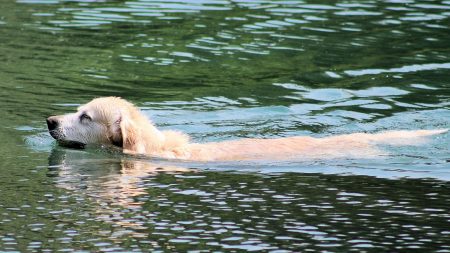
[47,97,448,161]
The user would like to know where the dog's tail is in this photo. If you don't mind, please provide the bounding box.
[363,129,448,145]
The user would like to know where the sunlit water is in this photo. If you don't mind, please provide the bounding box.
[1,0,449,252]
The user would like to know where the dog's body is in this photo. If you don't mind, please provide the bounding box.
[47,97,447,161]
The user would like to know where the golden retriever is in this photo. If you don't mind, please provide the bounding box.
[46,97,447,161]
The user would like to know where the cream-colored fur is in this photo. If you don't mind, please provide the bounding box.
[47,97,447,161]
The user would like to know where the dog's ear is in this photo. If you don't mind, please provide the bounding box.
[109,115,123,148]
[109,103,164,154]
[119,114,145,153]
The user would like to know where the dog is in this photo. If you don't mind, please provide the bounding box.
[46,97,447,161]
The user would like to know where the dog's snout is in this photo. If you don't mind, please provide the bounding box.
[46,116,59,131]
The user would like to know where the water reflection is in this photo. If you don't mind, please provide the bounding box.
[45,147,450,252]
[48,147,191,209]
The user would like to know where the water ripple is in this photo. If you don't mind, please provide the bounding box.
[344,62,450,76]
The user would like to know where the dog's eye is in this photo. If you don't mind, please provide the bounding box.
[80,113,92,122]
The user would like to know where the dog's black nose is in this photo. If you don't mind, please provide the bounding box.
[46,116,59,131]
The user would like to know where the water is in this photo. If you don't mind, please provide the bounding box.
[1,0,449,251]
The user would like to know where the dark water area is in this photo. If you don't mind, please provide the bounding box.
[0,0,449,252]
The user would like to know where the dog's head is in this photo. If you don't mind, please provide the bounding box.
[46,97,153,151]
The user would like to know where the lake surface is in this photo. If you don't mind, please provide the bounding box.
[1,0,450,252]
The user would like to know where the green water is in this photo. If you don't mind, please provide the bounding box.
[1,0,450,252]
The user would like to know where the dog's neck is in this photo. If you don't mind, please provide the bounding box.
[135,119,190,155]
[138,122,167,153]
[117,105,191,157]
